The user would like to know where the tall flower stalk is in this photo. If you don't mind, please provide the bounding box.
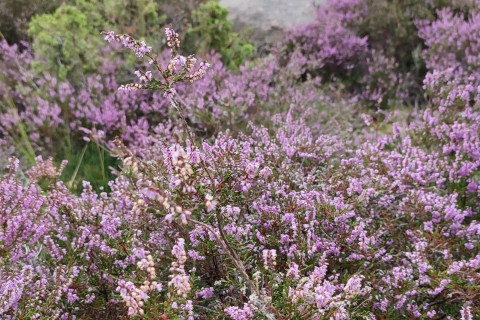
[102,25,265,302]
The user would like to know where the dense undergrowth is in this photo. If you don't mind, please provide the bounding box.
[0,0,479,319]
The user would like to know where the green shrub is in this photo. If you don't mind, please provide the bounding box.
[26,0,250,80]
[27,0,166,82]
[98,0,163,40]
[185,0,255,69]
[28,5,104,81]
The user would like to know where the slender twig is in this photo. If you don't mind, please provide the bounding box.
[169,97,216,187]
[170,97,259,295]
[188,217,259,296]
[67,142,89,189]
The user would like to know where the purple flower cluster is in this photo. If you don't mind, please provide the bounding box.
[418,6,480,83]
[0,37,325,154]
[284,0,427,108]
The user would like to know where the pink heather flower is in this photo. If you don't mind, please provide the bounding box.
[163,87,177,99]
[172,238,187,264]
[134,70,153,83]
[460,304,473,320]
[172,55,187,68]
[286,263,300,280]
[137,41,152,57]
[224,304,254,320]
[205,194,217,212]
[164,27,173,39]
[314,281,336,308]
[262,249,277,270]
[165,27,180,48]
[79,127,105,143]
[145,71,152,81]
[185,55,197,72]
[102,31,151,57]
[118,83,145,92]
[195,287,214,300]
[259,167,272,178]
[169,238,191,298]
[361,113,373,126]
[344,275,364,297]
[187,61,211,82]
[103,31,115,42]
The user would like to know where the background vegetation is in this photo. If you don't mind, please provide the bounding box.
[0,0,479,319]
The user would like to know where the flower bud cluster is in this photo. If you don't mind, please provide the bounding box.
[262,249,277,270]
[122,155,141,176]
[136,254,159,291]
[164,27,180,49]
[186,62,211,83]
[116,280,148,317]
[132,197,146,217]
[170,147,195,193]
[185,55,197,73]
[116,253,162,317]
[169,238,191,298]
[139,184,192,225]
[159,147,195,224]
[205,194,217,212]
[27,156,67,181]
[103,26,210,98]
[343,275,368,298]
[157,193,191,225]
[167,55,185,74]
[102,31,152,57]
[118,83,147,92]
[134,70,153,83]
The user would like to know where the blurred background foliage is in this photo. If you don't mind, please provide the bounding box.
[3,0,477,191]
[184,1,255,69]
[0,0,256,191]
[2,0,254,82]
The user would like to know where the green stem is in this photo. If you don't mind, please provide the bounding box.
[1,93,36,165]
[95,142,106,182]
[16,120,36,166]
[67,142,89,189]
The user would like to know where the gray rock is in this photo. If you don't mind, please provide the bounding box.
[219,0,324,45]
[219,0,323,30]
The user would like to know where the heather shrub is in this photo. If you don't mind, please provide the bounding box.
[2,95,479,318]
[418,5,480,83]
[285,0,369,82]
[2,2,480,319]
[0,27,322,183]
[283,0,401,108]
[97,22,480,318]
[355,0,431,68]
[283,0,467,108]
